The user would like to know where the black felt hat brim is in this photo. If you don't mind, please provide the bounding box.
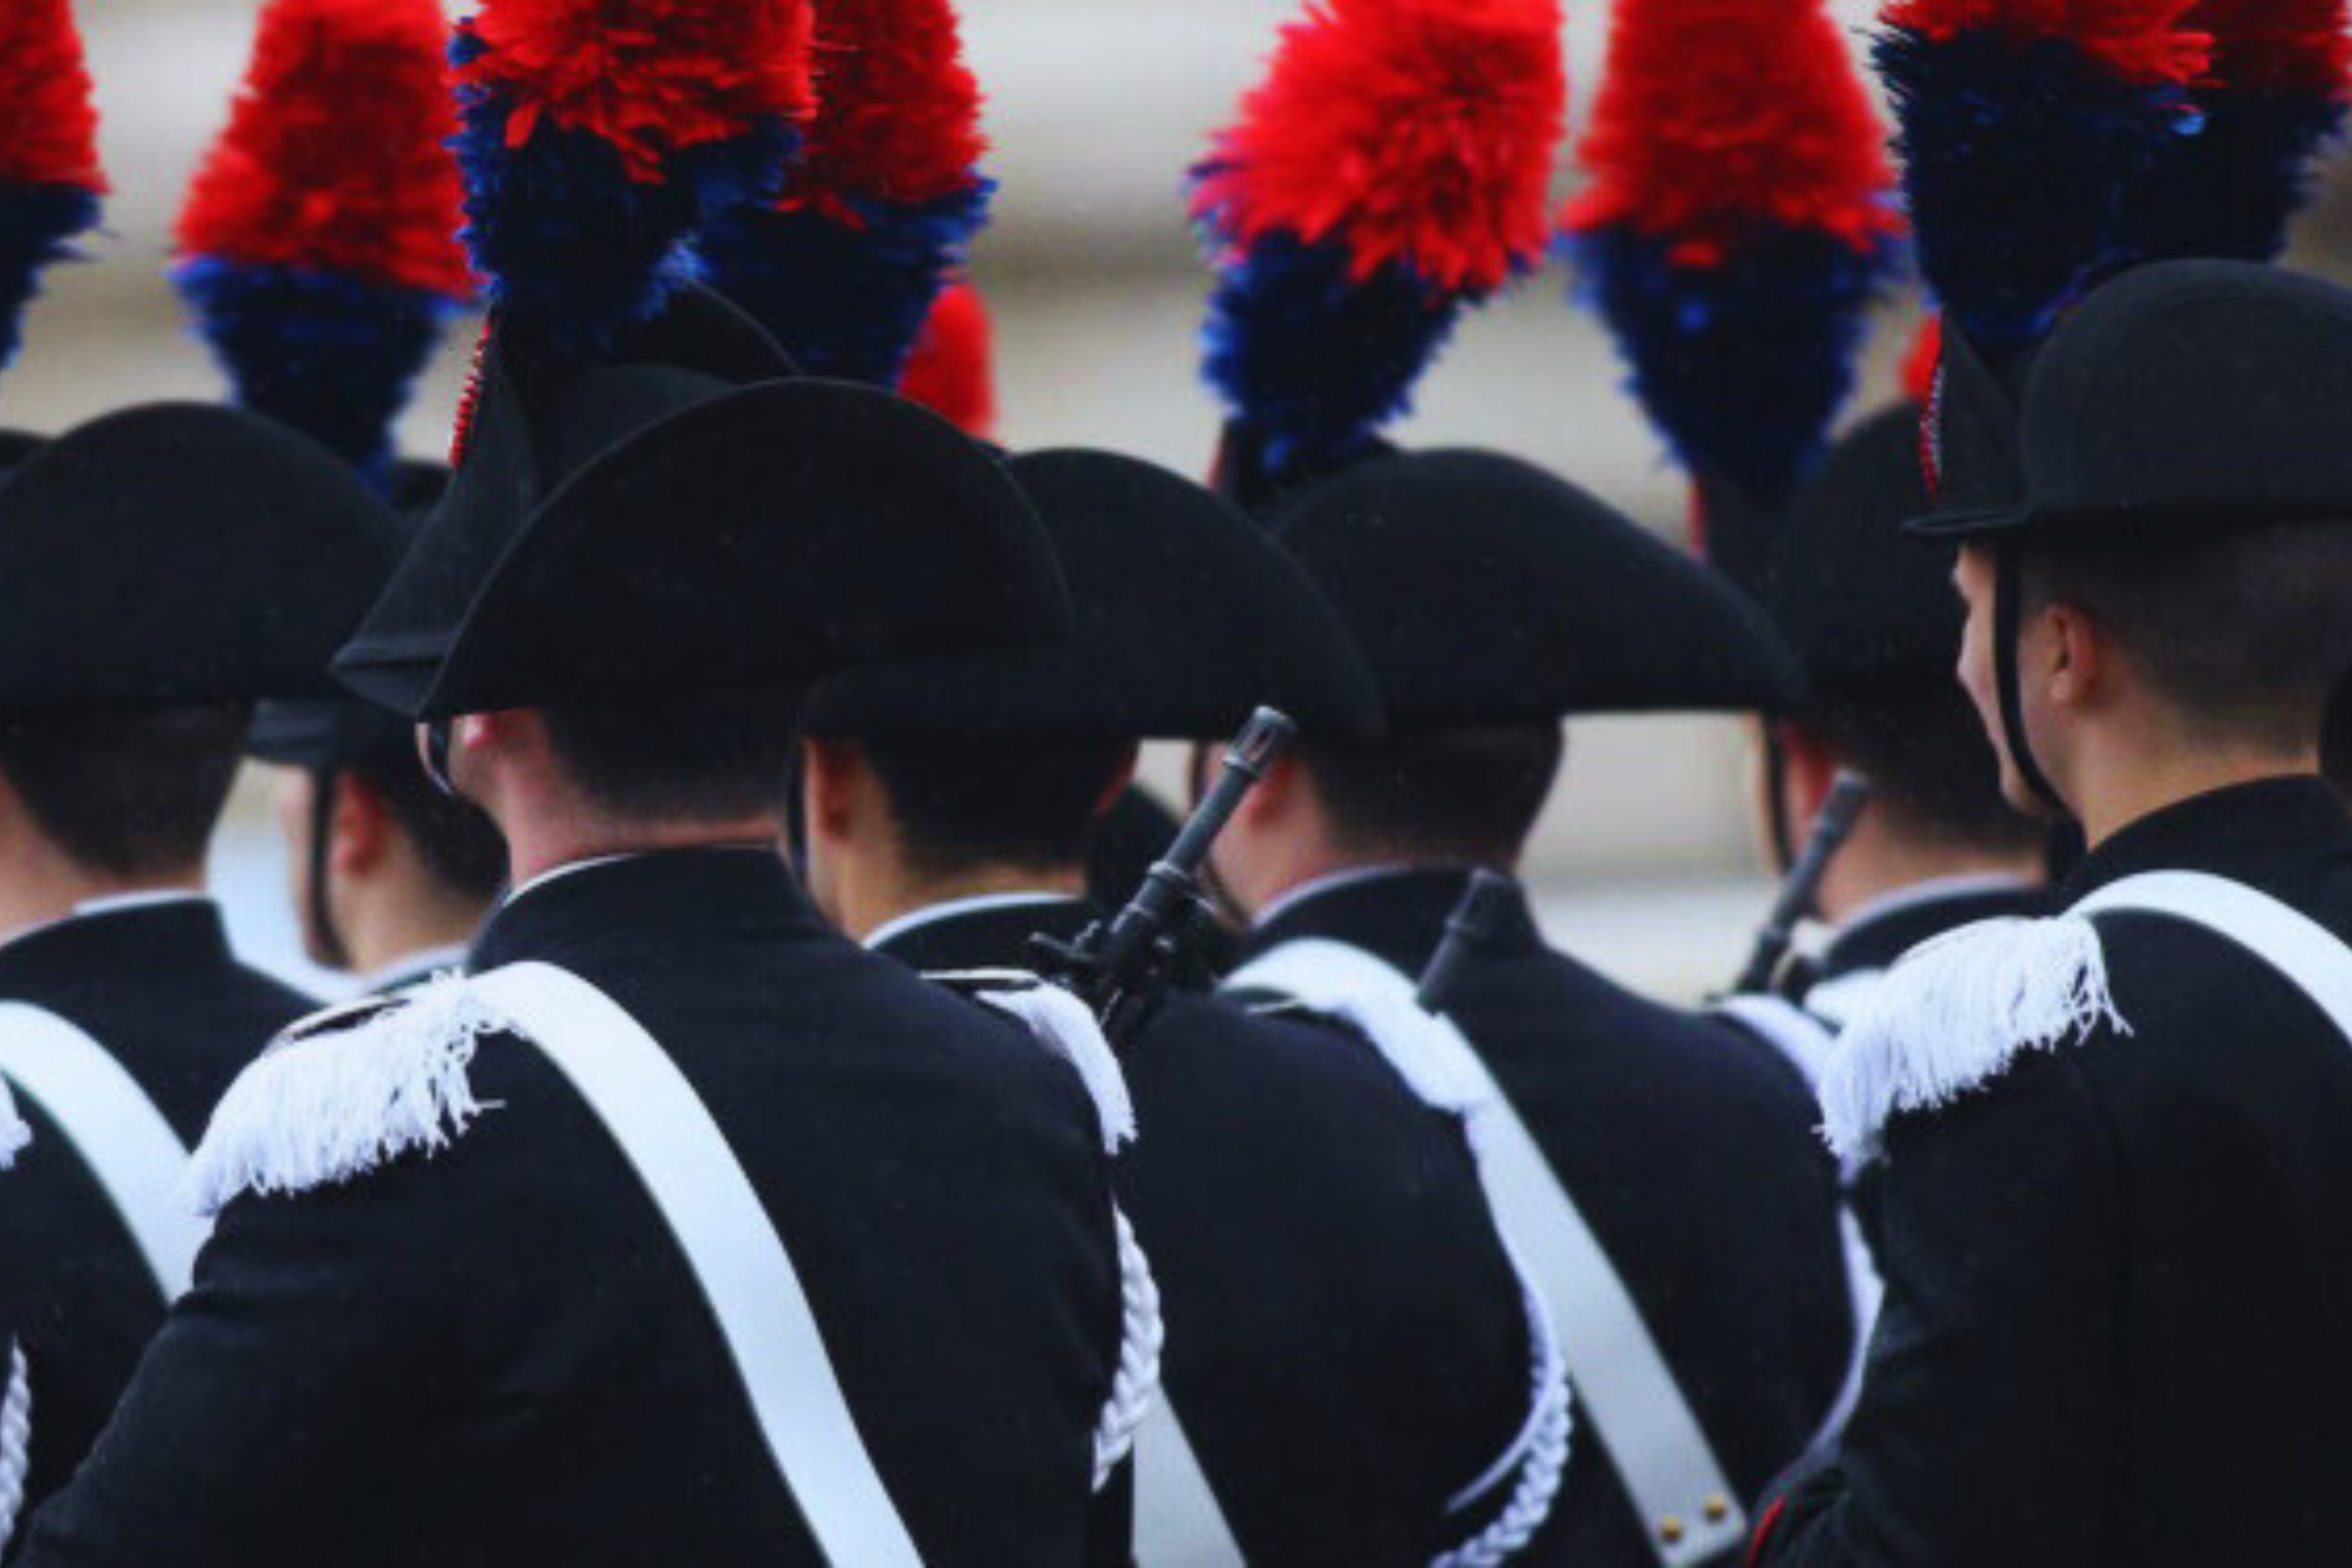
[804,448,1385,742]
[0,404,403,707]
[366,380,1071,720]
[1272,449,1804,724]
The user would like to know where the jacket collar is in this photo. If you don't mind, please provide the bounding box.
[0,897,235,994]
[470,845,824,972]
[867,893,1096,974]
[1822,875,2046,979]
[1240,865,1543,975]
[2061,775,2352,905]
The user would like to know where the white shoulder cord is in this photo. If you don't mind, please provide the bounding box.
[0,1339,31,1554]
[1433,1255,1574,1568]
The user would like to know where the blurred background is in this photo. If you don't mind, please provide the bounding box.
[40,0,2352,998]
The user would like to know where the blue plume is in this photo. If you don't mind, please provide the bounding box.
[1878,25,2199,361]
[176,259,460,491]
[1569,223,1893,511]
[2118,90,2347,265]
[0,182,100,370]
[449,28,796,355]
[696,180,992,386]
[1202,230,1462,481]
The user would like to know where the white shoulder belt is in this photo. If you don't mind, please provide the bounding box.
[1230,938,1730,1568]
[0,1002,204,1299]
[2075,870,2352,1041]
[469,963,922,1567]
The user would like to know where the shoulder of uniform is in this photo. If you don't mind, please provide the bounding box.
[920,968,1137,1154]
[1818,913,2130,1166]
[187,975,515,1216]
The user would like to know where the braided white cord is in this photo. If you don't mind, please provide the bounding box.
[0,1340,32,1555]
[1431,1263,1573,1568]
[1092,1205,1162,1491]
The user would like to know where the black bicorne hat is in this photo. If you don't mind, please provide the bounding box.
[0,403,402,708]
[1771,405,1961,697]
[1263,448,1804,726]
[804,447,1385,742]
[1913,261,2352,541]
[334,288,1071,720]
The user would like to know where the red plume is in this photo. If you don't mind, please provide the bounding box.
[0,0,105,192]
[176,0,471,299]
[2190,0,2352,94]
[1565,0,1898,264]
[1883,0,2209,86]
[464,0,814,184]
[898,282,996,437]
[1192,0,1566,293]
[784,0,986,214]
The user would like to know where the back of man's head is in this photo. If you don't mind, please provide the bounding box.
[862,736,1140,884]
[1296,724,1564,870]
[539,690,806,827]
[1799,682,2041,857]
[0,705,252,880]
[354,752,509,905]
[2022,518,2352,755]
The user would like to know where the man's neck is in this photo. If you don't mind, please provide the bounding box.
[340,885,492,980]
[504,817,780,888]
[850,861,1085,946]
[0,849,204,949]
[2073,740,2318,850]
[1814,816,2041,927]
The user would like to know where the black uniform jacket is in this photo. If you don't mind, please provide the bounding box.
[0,900,314,1529]
[878,895,1536,1564]
[1752,778,2352,1567]
[1240,870,1854,1567]
[1780,879,2045,1020]
[22,850,1124,1567]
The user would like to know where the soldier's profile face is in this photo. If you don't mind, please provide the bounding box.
[1952,545,2034,815]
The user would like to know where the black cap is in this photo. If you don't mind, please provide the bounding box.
[1913,261,2352,541]
[333,292,1071,721]
[805,448,1385,741]
[0,403,402,708]
[1771,405,1960,696]
[1266,448,1804,725]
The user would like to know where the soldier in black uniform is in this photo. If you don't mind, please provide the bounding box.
[1749,261,2352,1567]
[21,270,1147,1563]
[251,466,508,996]
[798,447,1560,1564]
[0,406,403,1538]
[1204,447,1854,1566]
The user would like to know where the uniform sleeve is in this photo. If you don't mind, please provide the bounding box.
[15,1159,468,1565]
[1748,1048,2123,1568]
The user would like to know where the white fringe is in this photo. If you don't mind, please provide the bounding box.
[1093,1205,1163,1491]
[950,970,1139,1153]
[187,977,511,1216]
[1820,915,2130,1165]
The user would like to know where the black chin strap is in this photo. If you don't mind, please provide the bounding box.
[422,720,457,798]
[1993,539,2072,817]
[307,766,353,972]
[1761,725,1796,874]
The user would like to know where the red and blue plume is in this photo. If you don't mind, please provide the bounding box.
[1192,0,1566,479]
[452,0,812,353]
[2118,0,2352,263]
[695,0,992,388]
[898,281,997,437]
[0,0,106,371]
[1877,0,2210,361]
[1562,0,1901,514]
[174,0,474,489]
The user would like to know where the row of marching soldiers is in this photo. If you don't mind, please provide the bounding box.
[0,0,2346,1562]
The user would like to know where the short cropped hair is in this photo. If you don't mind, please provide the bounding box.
[0,704,251,879]
[2021,519,2352,753]
[862,737,1136,882]
[542,689,804,824]
[1297,724,1564,868]
[354,753,509,903]
[1802,682,2041,855]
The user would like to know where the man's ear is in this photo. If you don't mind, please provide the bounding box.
[328,773,396,877]
[1090,744,1144,820]
[800,737,869,842]
[2041,598,2110,715]
[1234,750,1302,831]
[1775,719,1839,828]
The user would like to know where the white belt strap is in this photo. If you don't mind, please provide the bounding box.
[0,1004,204,1299]
[1230,939,1743,1567]
[1134,1395,1245,1565]
[469,963,921,1568]
[1712,994,1838,1091]
[2076,871,2352,1043]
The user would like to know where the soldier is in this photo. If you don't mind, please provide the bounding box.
[1205,450,1855,1566]
[1749,259,2352,1567]
[0,406,403,1534]
[798,446,1565,1564]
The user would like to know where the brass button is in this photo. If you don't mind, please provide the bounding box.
[1659,1516,1686,1545]
[1704,1494,1732,1524]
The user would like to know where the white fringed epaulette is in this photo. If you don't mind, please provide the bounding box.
[187,975,514,1216]
[1819,914,2131,1165]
